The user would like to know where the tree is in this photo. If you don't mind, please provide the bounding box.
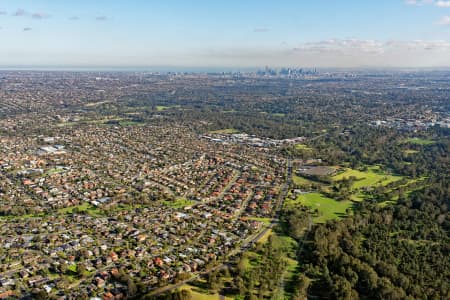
[207,271,220,292]
[32,290,48,300]
[77,263,86,277]
[234,276,246,295]
[127,278,138,297]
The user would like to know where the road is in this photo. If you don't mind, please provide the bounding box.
[145,263,227,296]
[147,159,293,297]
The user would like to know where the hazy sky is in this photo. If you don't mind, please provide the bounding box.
[1,0,450,68]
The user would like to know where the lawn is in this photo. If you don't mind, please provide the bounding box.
[404,137,435,145]
[84,101,111,107]
[295,144,313,151]
[256,228,273,244]
[251,233,298,298]
[284,256,299,289]
[156,105,181,111]
[209,128,239,134]
[58,117,125,126]
[247,217,272,225]
[57,202,91,214]
[162,198,196,208]
[156,105,170,111]
[403,149,419,155]
[46,167,66,175]
[178,284,232,300]
[379,177,427,207]
[293,175,318,186]
[246,233,298,275]
[67,264,77,273]
[332,167,402,189]
[108,203,145,213]
[57,202,103,216]
[290,192,353,223]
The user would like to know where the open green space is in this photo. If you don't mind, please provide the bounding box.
[241,233,299,298]
[379,178,427,207]
[156,105,170,111]
[209,128,239,134]
[284,256,299,296]
[403,149,419,155]
[0,213,45,220]
[57,202,103,217]
[178,284,232,300]
[256,228,273,244]
[0,202,106,221]
[46,167,67,175]
[67,264,77,273]
[162,198,196,208]
[332,167,402,189]
[156,105,181,111]
[287,192,353,223]
[295,144,313,151]
[293,174,320,186]
[404,137,435,145]
[58,117,129,127]
[247,217,272,225]
[84,101,110,107]
[291,165,412,218]
[244,234,298,269]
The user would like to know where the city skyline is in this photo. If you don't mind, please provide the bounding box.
[1,0,450,68]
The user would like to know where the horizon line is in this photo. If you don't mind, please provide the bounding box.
[1,65,450,73]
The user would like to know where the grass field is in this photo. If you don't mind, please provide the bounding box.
[379,177,427,207]
[57,116,139,127]
[288,192,353,223]
[67,264,77,273]
[259,234,298,298]
[403,149,419,155]
[46,167,66,175]
[256,228,273,244]
[284,256,299,291]
[295,144,313,151]
[178,284,232,300]
[162,198,196,208]
[156,105,170,111]
[332,167,402,189]
[404,137,435,145]
[247,217,272,225]
[246,233,298,271]
[156,105,182,111]
[57,202,103,216]
[209,128,239,134]
[291,166,407,220]
[293,175,317,186]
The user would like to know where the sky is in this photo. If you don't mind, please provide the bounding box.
[0,0,450,69]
